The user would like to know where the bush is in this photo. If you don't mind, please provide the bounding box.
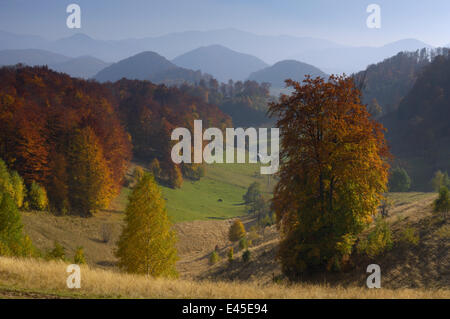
[46,241,66,261]
[149,158,162,179]
[242,250,251,263]
[227,247,234,263]
[229,219,246,242]
[74,246,86,264]
[209,251,220,265]
[389,167,411,192]
[434,186,450,219]
[431,171,450,192]
[181,163,205,181]
[401,227,420,246]
[357,217,394,258]
[247,226,260,246]
[243,182,261,204]
[239,237,248,251]
[28,181,48,211]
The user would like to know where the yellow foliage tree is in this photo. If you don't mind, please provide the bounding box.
[116,173,178,277]
[229,219,246,242]
[68,127,113,217]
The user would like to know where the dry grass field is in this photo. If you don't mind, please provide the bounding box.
[0,257,448,299]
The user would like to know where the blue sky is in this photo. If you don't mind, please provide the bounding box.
[0,0,449,46]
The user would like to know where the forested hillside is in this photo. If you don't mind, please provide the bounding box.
[179,78,273,127]
[0,65,131,216]
[382,50,450,190]
[0,65,231,215]
[354,50,431,117]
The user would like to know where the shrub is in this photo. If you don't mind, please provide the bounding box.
[229,219,246,242]
[227,247,234,263]
[243,182,261,204]
[149,158,162,179]
[28,181,48,211]
[181,163,205,181]
[431,171,450,192]
[242,250,251,263]
[433,186,449,219]
[47,241,66,261]
[239,237,248,251]
[401,227,420,246]
[389,167,411,192]
[357,217,394,258]
[17,235,37,257]
[74,246,86,264]
[209,251,220,265]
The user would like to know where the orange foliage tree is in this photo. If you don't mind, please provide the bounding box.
[268,76,390,278]
[68,127,113,217]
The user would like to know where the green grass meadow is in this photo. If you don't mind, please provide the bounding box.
[112,161,275,223]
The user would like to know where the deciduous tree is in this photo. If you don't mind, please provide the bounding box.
[269,76,390,277]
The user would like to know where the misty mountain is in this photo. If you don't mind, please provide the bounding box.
[0,49,110,78]
[0,49,70,66]
[294,39,433,74]
[0,30,47,50]
[0,29,342,64]
[248,60,327,89]
[172,45,268,82]
[93,51,211,85]
[50,56,111,79]
[0,29,434,74]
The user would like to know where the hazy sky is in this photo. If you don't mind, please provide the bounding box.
[0,0,449,46]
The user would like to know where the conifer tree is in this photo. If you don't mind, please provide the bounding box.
[116,173,178,277]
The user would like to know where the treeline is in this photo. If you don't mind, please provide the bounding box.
[0,65,231,215]
[179,78,273,126]
[355,48,450,118]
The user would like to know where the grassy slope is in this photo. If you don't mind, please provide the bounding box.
[112,161,274,223]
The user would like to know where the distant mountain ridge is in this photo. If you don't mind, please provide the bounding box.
[248,60,327,89]
[0,29,434,74]
[93,51,211,85]
[0,49,110,78]
[172,44,268,82]
[293,38,432,74]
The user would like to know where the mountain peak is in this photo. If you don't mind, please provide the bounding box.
[172,45,267,82]
[248,59,327,89]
